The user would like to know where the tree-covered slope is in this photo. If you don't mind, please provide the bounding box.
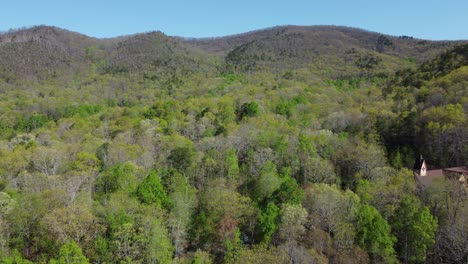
[0,26,219,82]
[191,25,462,75]
[0,25,466,264]
[1,25,465,82]
[0,26,100,81]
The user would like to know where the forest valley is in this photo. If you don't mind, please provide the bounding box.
[0,25,467,264]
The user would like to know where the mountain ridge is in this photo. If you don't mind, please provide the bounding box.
[1,25,467,81]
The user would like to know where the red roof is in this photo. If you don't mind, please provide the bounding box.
[443,166,468,174]
[426,169,443,177]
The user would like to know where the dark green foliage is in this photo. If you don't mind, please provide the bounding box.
[402,43,468,86]
[136,170,171,208]
[0,180,6,192]
[270,176,304,206]
[257,202,280,244]
[168,146,196,172]
[95,163,137,198]
[15,114,50,132]
[326,78,361,91]
[376,35,393,53]
[239,102,260,120]
[355,54,382,74]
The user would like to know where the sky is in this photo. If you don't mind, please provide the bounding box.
[1,0,467,40]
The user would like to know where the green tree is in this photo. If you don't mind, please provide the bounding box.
[136,170,170,208]
[278,204,308,242]
[253,162,282,202]
[391,197,438,263]
[270,175,304,206]
[49,241,89,264]
[356,204,396,262]
[0,250,33,264]
[225,148,239,181]
[191,250,213,264]
[168,173,197,256]
[257,202,280,244]
[168,146,197,172]
[71,151,101,172]
[239,102,260,120]
[95,163,137,199]
[224,227,242,263]
[140,215,174,264]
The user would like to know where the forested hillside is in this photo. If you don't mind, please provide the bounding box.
[0,25,467,264]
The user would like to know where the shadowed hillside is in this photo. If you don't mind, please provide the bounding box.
[102,31,219,77]
[0,26,100,81]
[0,26,218,82]
[190,26,463,75]
[0,25,465,82]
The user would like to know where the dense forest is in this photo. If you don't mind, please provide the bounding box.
[0,25,467,264]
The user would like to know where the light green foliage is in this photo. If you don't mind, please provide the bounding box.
[422,104,465,131]
[278,203,308,241]
[49,241,89,264]
[355,180,373,204]
[191,250,212,264]
[141,216,174,264]
[6,191,66,258]
[304,184,360,249]
[63,104,103,118]
[194,179,255,246]
[136,170,170,208]
[0,192,15,215]
[99,192,173,263]
[391,197,438,263]
[253,161,282,202]
[356,205,396,262]
[0,250,33,264]
[224,227,242,263]
[224,246,288,264]
[168,173,197,255]
[72,151,101,172]
[356,168,415,218]
[224,148,239,181]
[0,27,467,263]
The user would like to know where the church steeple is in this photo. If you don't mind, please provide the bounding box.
[414,154,427,176]
[420,159,427,176]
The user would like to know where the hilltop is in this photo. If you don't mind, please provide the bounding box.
[0,25,465,81]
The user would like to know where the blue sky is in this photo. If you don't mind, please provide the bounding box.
[1,0,467,40]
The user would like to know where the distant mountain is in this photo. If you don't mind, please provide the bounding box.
[0,26,218,81]
[0,25,465,81]
[0,26,99,81]
[190,26,463,74]
[102,31,218,78]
